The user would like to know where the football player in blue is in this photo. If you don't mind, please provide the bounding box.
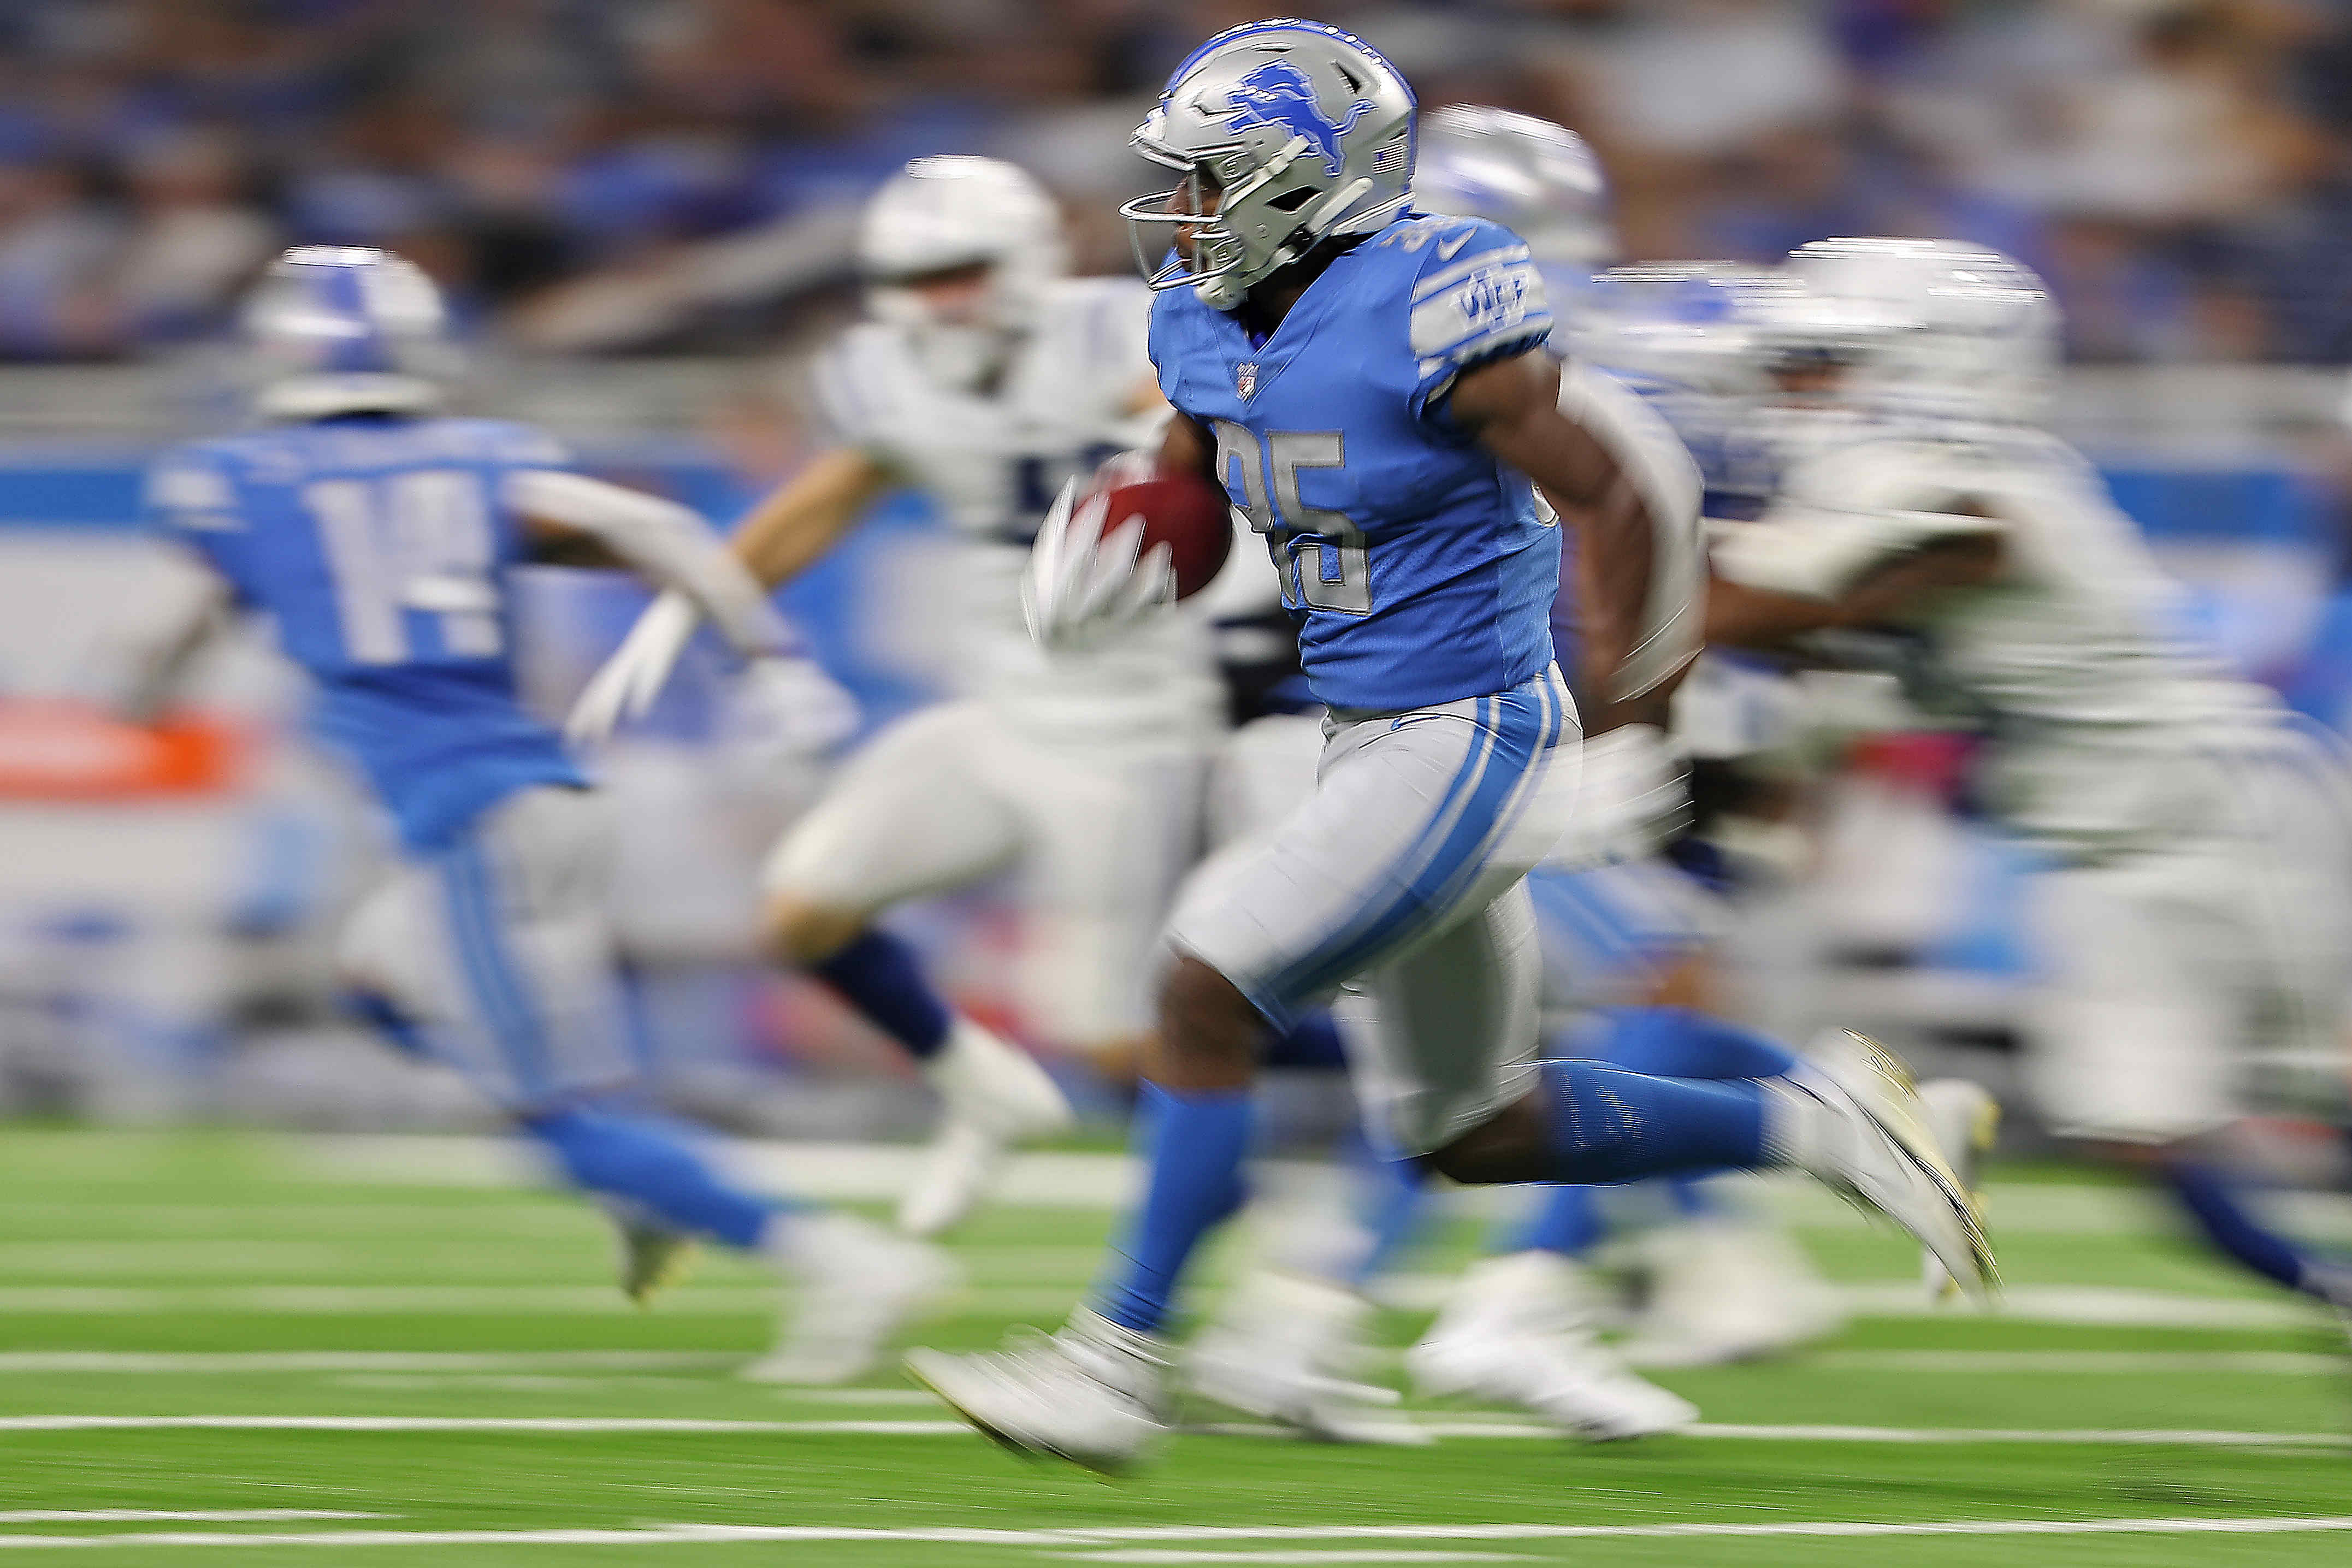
[128,246,952,1383]
[906,20,1991,1471]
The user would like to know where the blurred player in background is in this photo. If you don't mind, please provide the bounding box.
[906,20,1990,1474]
[1713,237,2352,1316]
[124,247,952,1384]
[569,156,1228,1240]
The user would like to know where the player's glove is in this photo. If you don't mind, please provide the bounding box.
[565,588,700,745]
[718,654,861,763]
[1547,723,1692,870]
[1021,478,1177,653]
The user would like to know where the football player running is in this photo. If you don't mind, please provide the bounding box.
[904,20,1991,1474]
[570,157,1226,1239]
[1713,236,2352,1315]
[1185,113,1839,1448]
[129,247,953,1384]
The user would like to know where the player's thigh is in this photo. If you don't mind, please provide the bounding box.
[997,730,1208,1044]
[761,702,1022,915]
[1168,673,1571,1025]
[415,787,635,1109]
[2236,752,2352,1076]
[2022,858,2238,1145]
[1344,871,1543,1157]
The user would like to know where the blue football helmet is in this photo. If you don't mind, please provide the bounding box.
[242,246,454,420]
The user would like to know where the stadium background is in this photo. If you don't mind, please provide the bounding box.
[2,0,2351,1143]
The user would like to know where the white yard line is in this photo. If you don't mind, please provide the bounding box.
[0,1281,2321,1332]
[0,1352,734,1374]
[1,1516,2351,1551]
[0,1514,382,1525]
[0,1415,2340,1448]
[1810,1349,2345,1375]
[1059,1554,1526,1564]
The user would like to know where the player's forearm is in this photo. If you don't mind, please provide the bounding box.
[727,449,890,588]
[506,471,789,656]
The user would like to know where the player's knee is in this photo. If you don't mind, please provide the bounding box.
[1151,955,1262,1089]
[760,892,865,967]
[1424,1093,1549,1186]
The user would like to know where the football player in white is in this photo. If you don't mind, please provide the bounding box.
[571,157,1225,1238]
[1713,237,2352,1314]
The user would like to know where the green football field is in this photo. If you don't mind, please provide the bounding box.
[1,1128,2348,1567]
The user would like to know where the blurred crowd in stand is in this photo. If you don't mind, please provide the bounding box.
[5,0,2352,363]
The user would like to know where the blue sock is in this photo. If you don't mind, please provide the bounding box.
[1341,1140,1428,1289]
[1541,1058,1768,1184]
[1597,1007,1800,1082]
[1263,1010,1350,1070]
[2161,1161,2337,1300]
[1510,1183,1606,1257]
[522,1105,780,1250]
[811,930,952,1061]
[1092,1085,1252,1333]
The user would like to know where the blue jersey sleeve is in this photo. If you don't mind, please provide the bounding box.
[142,444,251,603]
[1403,217,1553,419]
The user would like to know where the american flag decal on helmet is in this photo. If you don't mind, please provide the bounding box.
[1374,138,1407,176]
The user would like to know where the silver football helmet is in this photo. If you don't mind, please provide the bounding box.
[1767,238,2059,426]
[860,156,1067,392]
[1124,19,1416,311]
[1413,106,1615,304]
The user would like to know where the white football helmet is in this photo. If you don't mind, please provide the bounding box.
[243,246,454,420]
[1413,106,1615,306]
[1768,238,2059,427]
[859,156,1067,392]
[1124,19,1416,311]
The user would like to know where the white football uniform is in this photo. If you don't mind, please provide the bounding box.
[1717,425,2352,1142]
[764,279,1221,1044]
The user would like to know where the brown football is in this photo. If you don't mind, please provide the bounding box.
[1089,468,1234,601]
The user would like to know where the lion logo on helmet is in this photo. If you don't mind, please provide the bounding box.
[1224,60,1369,179]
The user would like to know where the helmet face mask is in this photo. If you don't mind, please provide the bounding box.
[860,157,1067,392]
[1125,20,1417,311]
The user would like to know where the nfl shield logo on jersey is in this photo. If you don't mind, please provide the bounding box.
[1236,362,1257,399]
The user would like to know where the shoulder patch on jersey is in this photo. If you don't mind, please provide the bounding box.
[1410,256,1548,364]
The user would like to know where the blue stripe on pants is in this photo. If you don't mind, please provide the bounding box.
[1265,674,1565,1008]
[436,836,553,1105]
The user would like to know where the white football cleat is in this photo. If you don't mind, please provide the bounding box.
[1620,1211,1843,1368]
[1188,1270,1427,1445]
[906,1306,1169,1474]
[615,1217,696,1307]
[899,1021,1074,1239]
[741,1211,959,1385]
[1916,1078,1999,1303]
[1407,1252,1699,1441]
[1779,1031,1997,1304]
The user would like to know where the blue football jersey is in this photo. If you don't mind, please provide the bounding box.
[145,416,586,850]
[1150,212,1559,712]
